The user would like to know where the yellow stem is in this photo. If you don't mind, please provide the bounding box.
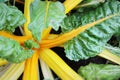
[0,62,24,80]
[24,0,33,37]
[64,0,83,14]
[46,34,59,40]
[39,48,84,80]
[42,27,52,40]
[0,31,31,44]
[23,58,31,80]
[23,51,39,80]
[40,14,118,48]
[99,50,120,65]
[0,58,8,66]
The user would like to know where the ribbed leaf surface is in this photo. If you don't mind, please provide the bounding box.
[0,3,25,32]
[61,1,120,61]
[78,63,120,80]
[0,36,33,63]
[29,0,66,41]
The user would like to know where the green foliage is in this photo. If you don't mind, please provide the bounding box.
[0,0,9,2]
[24,40,39,49]
[76,0,105,12]
[0,36,34,63]
[105,44,120,57]
[28,0,66,41]
[0,3,26,32]
[78,63,120,80]
[61,1,120,61]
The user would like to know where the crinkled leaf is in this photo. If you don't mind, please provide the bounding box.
[0,3,26,32]
[78,63,120,80]
[76,0,105,13]
[61,1,120,61]
[24,40,39,49]
[0,36,34,63]
[29,0,66,41]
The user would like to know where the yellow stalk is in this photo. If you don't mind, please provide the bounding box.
[39,48,84,80]
[40,14,118,48]
[42,27,52,40]
[23,58,31,80]
[29,51,39,80]
[64,0,83,14]
[46,34,59,40]
[0,58,8,66]
[98,50,120,65]
[0,62,24,80]
[24,0,33,37]
[23,51,39,80]
[0,31,31,44]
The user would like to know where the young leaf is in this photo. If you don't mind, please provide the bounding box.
[0,36,34,63]
[0,3,26,32]
[61,1,120,61]
[28,0,66,41]
[78,63,120,80]
[24,39,39,49]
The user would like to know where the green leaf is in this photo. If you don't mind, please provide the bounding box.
[28,0,66,41]
[24,39,39,49]
[78,63,120,80]
[0,3,26,32]
[0,36,34,63]
[61,1,120,61]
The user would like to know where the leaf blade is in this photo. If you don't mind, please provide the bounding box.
[61,1,120,61]
[0,36,34,63]
[0,3,26,32]
[28,0,66,41]
[78,63,120,80]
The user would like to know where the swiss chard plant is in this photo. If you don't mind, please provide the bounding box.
[0,0,120,80]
